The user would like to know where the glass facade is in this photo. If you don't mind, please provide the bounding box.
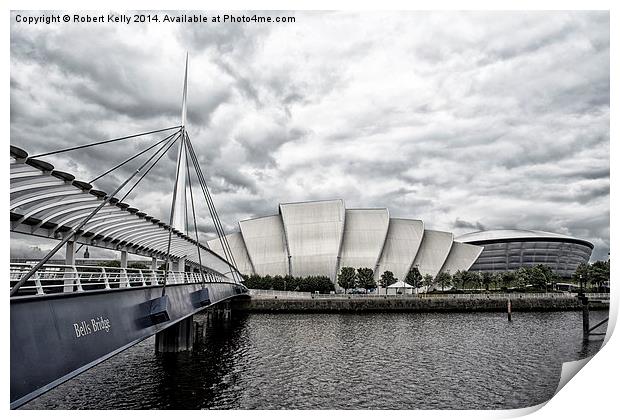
[469,240,592,278]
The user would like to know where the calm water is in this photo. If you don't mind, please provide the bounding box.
[24,310,607,410]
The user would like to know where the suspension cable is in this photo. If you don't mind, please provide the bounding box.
[162,132,185,296]
[90,129,181,183]
[186,146,206,287]
[185,134,239,280]
[185,134,241,283]
[31,125,182,158]
[118,132,182,203]
[11,130,183,296]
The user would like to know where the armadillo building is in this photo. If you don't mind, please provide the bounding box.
[207,201,594,283]
[207,199,484,283]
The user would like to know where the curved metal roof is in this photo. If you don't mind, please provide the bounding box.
[10,146,240,278]
[456,229,594,249]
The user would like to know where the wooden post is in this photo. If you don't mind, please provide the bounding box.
[507,299,512,322]
[582,296,590,341]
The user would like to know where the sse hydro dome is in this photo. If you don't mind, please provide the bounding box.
[456,230,594,278]
[206,199,485,284]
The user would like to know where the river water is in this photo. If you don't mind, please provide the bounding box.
[24,310,607,410]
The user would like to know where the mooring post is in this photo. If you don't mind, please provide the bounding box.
[581,295,590,341]
[507,298,512,322]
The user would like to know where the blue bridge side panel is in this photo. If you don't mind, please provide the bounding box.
[10,283,247,408]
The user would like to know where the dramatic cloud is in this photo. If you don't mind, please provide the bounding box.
[10,11,609,261]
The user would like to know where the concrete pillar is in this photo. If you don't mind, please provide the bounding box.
[177,257,186,282]
[150,257,158,285]
[155,316,194,352]
[120,250,128,287]
[65,241,76,265]
[63,241,77,292]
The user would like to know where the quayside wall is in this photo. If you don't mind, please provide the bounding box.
[240,292,609,313]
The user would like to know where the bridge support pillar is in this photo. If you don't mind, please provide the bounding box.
[155,316,194,353]
[63,241,76,292]
[120,250,129,287]
[205,302,232,324]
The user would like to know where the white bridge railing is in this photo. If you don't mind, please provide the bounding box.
[9,263,232,296]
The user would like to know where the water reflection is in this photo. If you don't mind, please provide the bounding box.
[23,310,606,410]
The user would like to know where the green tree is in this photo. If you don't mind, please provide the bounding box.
[529,266,548,291]
[379,270,396,294]
[338,267,356,293]
[590,260,610,291]
[423,274,435,292]
[515,268,529,290]
[128,262,148,270]
[490,272,502,291]
[462,271,481,290]
[356,267,376,292]
[452,270,465,291]
[501,271,517,290]
[98,260,121,268]
[572,262,590,290]
[435,271,452,292]
[481,272,494,291]
[406,266,423,289]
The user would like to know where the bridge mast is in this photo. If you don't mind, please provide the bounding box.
[171,53,189,235]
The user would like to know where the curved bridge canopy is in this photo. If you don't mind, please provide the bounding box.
[10,146,239,278]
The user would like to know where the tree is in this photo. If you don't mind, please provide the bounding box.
[406,267,423,289]
[515,268,529,290]
[491,272,502,291]
[98,260,121,268]
[481,272,493,291]
[435,271,452,292]
[500,271,517,290]
[422,274,435,292]
[338,267,356,293]
[529,266,547,291]
[452,270,465,291]
[128,262,148,270]
[356,267,376,292]
[461,271,481,290]
[572,262,591,290]
[590,260,610,291]
[379,270,396,294]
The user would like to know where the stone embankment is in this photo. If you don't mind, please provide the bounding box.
[241,292,609,313]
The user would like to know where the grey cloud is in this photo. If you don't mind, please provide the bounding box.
[9,11,610,264]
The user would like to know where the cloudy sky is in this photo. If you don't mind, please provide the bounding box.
[10,11,609,261]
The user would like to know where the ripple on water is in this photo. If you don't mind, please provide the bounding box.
[23,310,606,410]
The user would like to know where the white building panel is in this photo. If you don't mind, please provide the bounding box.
[412,230,454,278]
[439,242,484,274]
[375,218,424,281]
[239,215,289,276]
[279,200,345,280]
[339,209,390,272]
[206,232,255,276]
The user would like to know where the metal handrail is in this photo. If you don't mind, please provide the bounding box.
[9,263,234,296]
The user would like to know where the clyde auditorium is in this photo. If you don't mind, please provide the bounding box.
[206,199,593,283]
